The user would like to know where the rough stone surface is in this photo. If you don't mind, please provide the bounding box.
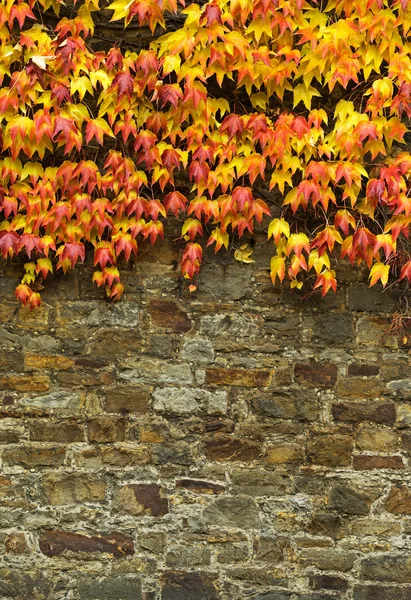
[0,248,409,600]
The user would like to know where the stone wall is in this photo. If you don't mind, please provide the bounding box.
[0,237,410,600]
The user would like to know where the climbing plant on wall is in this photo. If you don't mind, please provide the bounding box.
[0,0,411,308]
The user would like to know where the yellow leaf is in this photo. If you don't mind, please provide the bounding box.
[293,83,321,110]
[234,244,255,263]
[270,255,285,284]
[369,262,390,287]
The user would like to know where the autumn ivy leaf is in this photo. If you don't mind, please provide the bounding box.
[369,261,390,287]
[293,83,321,110]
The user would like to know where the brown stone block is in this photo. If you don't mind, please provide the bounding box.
[39,531,134,557]
[353,455,404,470]
[294,362,338,387]
[176,479,225,494]
[385,486,411,514]
[356,427,398,452]
[360,554,411,583]
[310,574,348,591]
[149,299,192,333]
[87,417,126,443]
[58,370,114,387]
[5,532,29,555]
[204,434,261,462]
[336,378,384,398]
[105,386,150,414]
[332,402,396,425]
[29,420,85,443]
[205,368,272,387]
[139,423,168,443]
[0,352,24,371]
[353,585,411,600]
[265,443,304,464]
[24,354,74,371]
[348,364,380,377]
[113,483,168,516]
[307,435,353,467]
[160,571,219,600]
[3,446,66,468]
[0,375,50,392]
[42,473,107,505]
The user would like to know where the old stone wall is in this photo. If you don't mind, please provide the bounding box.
[0,237,410,600]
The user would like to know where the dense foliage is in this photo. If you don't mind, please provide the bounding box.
[1,0,411,308]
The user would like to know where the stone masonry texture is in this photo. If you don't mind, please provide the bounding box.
[0,237,411,600]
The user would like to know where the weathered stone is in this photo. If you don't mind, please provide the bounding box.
[253,535,289,562]
[230,470,292,497]
[252,390,318,421]
[77,576,142,600]
[356,316,395,346]
[19,391,81,410]
[5,532,29,554]
[176,479,225,494]
[39,530,134,557]
[3,445,66,468]
[113,484,168,516]
[119,360,193,385]
[265,443,304,464]
[216,543,249,564]
[336,377,384,398]
[57,301,140,327]
[0,568,68,599]
[149,300,192,333]
[87,417,126,443]
[294,362,338,387]
[385,486,411,514]
[307,435,353,467]
[348,284,399,312]
[204,435,261,462]
[139,532,166,554]
[181,338,214,363]
[152,442,194,465]
[24,354,74,370]
[353,585,411,600]
[105,385,150,414]
[161,571,219,600]
[307,513,342,539]
[353,455,404,470]
[313,313,354,344]
[300,548,356,571]
[28,419,85,442]
[42,473,106,505]
[203,497,261,529]
[0,374,50,392]
[205,368,272,387]
[356,428,398,452]
[166,545,211,567]
[332,402,396,425]
[200,313,263,337]
[396,403,411,425]
[360,555,411,583]
[348,363,380,377]
[153,387,200,415]
[310,574,348,591]
[329,484,370,515]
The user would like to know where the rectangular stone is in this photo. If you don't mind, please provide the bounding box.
[105,385,150,414]
[353,455,404,470]
[42,474,107,505]
[28,420,85,443]
[0,375,50,392]
[3,446,66,468]
[332,402,396,425]
[360,555,411,582]
[39,531,134,557]
[24,354,74,371]
[354,585,411,600]
[77,576,141,600]
[205,368,272,387]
